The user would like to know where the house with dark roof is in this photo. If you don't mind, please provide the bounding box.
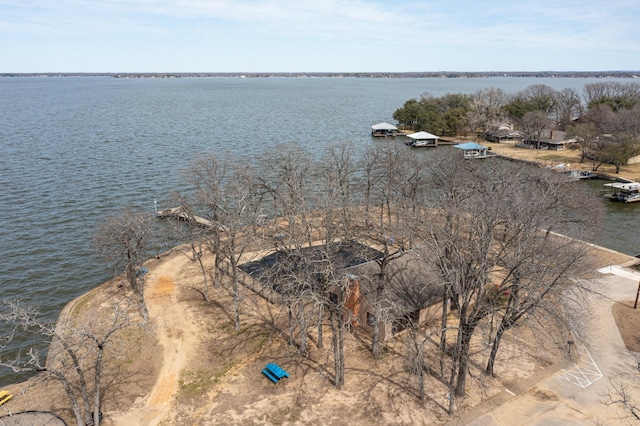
[336,251,445,341]
[525,129,577,151]
[485,127,524,143]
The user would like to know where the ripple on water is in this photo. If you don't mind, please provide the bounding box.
[1,76,636,386]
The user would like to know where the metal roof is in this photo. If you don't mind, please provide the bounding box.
[371,122,398,130]
[454,142,487,150]
[406,131,439,140]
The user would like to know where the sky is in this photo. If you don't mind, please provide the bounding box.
[1,0,639,73]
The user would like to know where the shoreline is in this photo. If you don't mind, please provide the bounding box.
[3,144,640,422]
[2,233,638,423]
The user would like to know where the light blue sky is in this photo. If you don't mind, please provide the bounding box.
[2,0,639,73]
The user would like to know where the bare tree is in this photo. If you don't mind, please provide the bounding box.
[571,104,640,173]
[568,122,601,165]
[466,87,509,137]
[601,379,640,422]
[583,81,640,111]
[523,84,558,116]
[0,299,135,426]
[554,88,583,130]
[254,143,317,355]
[92,209,155,321]
[180,153,231,294]
[419,151,597,400]
[217,164,262,331]
[521,110,554,149]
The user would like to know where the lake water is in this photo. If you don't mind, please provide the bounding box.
[0,75,637,385]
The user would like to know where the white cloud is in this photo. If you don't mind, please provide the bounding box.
[0,0,638,71]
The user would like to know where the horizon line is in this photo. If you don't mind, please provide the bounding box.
[2,71,640,78]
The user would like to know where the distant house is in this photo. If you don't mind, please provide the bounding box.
[485,127,524,143]
[371,122,400,137]
[405,131,439,147]
[525,130,577,151]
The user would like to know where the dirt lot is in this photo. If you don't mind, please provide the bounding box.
[1,238,637,425]
[2,142,639,424]
[612,301,640,353]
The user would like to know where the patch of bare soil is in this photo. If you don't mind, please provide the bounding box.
[0,277,161,426]
[102,247,561,425]
[3,239,631,425]
[612,301,640,353]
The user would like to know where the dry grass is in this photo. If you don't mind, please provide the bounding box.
[481,140,640,182]
[612,300,640,353]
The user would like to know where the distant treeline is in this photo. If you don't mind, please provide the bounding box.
[1,71,640,79]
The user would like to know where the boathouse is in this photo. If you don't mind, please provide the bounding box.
[405,131,439,147]
[454,142,489,159]
[371,122,399,137]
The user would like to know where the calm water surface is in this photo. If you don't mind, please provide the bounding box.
[0,76,637,384]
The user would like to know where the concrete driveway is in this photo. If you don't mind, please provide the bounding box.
[449,270,640,425]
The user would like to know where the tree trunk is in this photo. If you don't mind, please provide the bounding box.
[485,320,506,377]
[316,304,324,349]
[439,290,449,376]
[371,314,380,356]
[137,290,149,322]
[447,349,458,416]
[54,370,85,426]
[230,252,241,331]
[58,337,92,420]
[196,250,209,301]
[337,315,345,388]
[455,322,476,397]
[128,268,149,322]
[298,298,307,355]
[94,346,104,426]
[330,309,345,388]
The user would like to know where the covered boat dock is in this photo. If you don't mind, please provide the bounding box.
[454,142,490,159]
[405,131,439,147]
[371,122,400,137]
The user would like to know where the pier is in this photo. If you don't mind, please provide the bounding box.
[155,205,223,230]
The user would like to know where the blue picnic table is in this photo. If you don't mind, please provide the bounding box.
[262,363,290,383]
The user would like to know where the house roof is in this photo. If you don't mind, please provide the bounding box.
[454,142,487,150]
[406,131,439,140]
[349,251,443,314]
[485,128,524,138]
[371,122,398,130]
[529,130,576,145]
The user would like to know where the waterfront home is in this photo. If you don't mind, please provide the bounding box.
[371,122,400,137]
[454,142,490,159]
[485,127,524,143]
[524,130,577,150]
[405,131,439,147]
